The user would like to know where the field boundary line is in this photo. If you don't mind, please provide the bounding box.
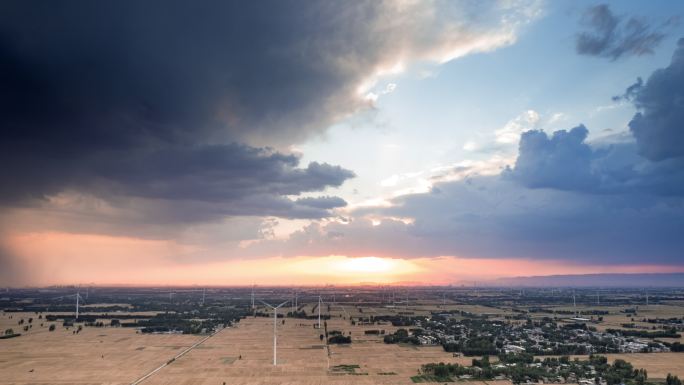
[129,327,224,385]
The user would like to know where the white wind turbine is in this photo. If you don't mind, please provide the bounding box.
[317,295,322,329]
[54,290,85,320]
[75,290,83,320]
[260,300,289,366]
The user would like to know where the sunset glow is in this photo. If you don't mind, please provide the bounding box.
[3,230,683,286]
[1,1,684,288]
[334,257,395,273]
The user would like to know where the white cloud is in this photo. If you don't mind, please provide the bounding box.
[463,140,479,151]
[495,109,541,144]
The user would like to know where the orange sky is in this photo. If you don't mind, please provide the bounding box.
[4,231,681,286]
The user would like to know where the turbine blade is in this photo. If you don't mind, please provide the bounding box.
[259,300,275,308]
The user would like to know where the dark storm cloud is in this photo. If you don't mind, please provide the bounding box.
[0,0,374,219]
[88,146,354,203]
[628,39,684,161]
[576,4,667,60]
[0,139,355,199]
[0,0,534,223]
[0,140,355,219]
[0,1,372,145]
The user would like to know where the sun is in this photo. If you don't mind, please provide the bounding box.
[287,255,421,284]
[337,256,394,273]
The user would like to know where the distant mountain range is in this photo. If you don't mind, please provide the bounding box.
[494,273,684,287]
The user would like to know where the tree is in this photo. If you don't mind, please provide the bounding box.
[670,342,684,352]
[328,335,351,344]
[667,374,682,385]
[4,328,14,335]
[49,324,56,331]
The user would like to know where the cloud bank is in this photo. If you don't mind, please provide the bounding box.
[628,39,684,161]
[576,4,669,60]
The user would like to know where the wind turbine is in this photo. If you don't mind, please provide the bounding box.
[573,289,577,316]
[260,300,289,366]
[317,295,323,329]
[75,290,82,320]
[251,285,255,310]
[54,290,85,320]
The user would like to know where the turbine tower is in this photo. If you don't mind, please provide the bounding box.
[260,300,289,366]
[251,286,255,310]
[75,290,81,320]
[573,289,577,316]
[317,295,322,329]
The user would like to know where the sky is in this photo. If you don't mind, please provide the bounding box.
[1,0,684,286]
